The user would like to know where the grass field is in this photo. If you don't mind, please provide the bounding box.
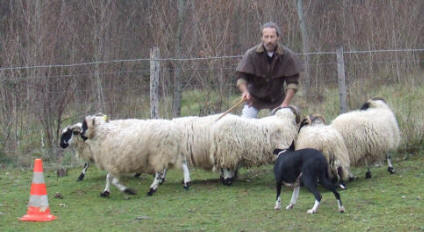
[1,150,423,232]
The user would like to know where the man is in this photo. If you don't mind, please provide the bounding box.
[236,22,303,118]
[221,22,304,186]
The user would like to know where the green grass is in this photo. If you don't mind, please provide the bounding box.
[1,151,423,231]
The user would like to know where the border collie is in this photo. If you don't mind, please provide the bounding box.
[273,143,345,214]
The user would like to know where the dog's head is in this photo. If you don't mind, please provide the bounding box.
[60,123,83,148]
[273,140,295,157]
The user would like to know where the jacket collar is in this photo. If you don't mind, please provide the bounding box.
[256,43,284,55]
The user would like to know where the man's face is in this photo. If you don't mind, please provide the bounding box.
[261,27,279,52]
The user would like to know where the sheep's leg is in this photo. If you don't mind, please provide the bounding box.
[221,168,235,186]
[386,153,395,174]
[182,160,191,190]
[286,186,300,210]
[101,173,112,197]
[159,168,167,185]
[77,162,89,181]
[111,175,136,195]
[364,160,372,179]
[147,172,163,196]
[274,182,282,210]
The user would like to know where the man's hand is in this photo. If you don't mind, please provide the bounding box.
[241,91,251,102]
[238,82,252,105]
[280,88,296,108]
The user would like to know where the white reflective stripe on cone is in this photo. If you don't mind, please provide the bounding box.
[32,172,45,184]
[28,195,49,208]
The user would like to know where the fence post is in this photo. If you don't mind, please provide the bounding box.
[336,46,348,114]
[150,47,160,119]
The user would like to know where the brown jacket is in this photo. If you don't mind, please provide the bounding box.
[236,43,303,109]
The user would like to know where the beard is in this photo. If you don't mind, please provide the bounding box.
[264,42,277,52]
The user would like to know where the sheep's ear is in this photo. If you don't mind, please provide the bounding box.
[299,117,310,129]
[360,102,370,110]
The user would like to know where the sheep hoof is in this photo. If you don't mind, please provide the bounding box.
[285,204,294,210]
[134,173,141,178]
[388,167,395,174]
[365,171,372,179]
[222,178,233,186]
[184,182,191,190]
[274,205,281,210]
[159,178,166,185]
[339,207,345,213]
[124,188,137,195]
[339,183,347,190]
[147,188,156,196]
[100,191,110,198]
[77,174,85,181]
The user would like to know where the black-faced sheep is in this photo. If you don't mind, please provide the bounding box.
[295,114,352,187]
[80,115,191,197]
[330,97,400,178]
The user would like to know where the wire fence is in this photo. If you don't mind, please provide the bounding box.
[0,48,423,169]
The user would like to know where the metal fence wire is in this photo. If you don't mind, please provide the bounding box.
[0,48,423,169]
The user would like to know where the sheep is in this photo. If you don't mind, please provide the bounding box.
[60,123,94,181]
[172,115,220,171]
[295,114,352,188]
[60,122,143,182]
[156,114,229,185]
[210,106,300,184]
[80,114,191,197]
[330,97,400,178]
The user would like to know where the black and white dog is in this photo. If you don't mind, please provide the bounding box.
[273,143,345,214]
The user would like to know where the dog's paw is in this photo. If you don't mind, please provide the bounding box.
[285,204,294,210]
[307,209,317,214]
[338,206,345,213]
[274,203,282,210]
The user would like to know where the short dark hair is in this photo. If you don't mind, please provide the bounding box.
[261,22,281,37]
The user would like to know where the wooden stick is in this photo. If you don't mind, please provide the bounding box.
[215,97,245,121]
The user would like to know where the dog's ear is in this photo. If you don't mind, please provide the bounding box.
[273,148,284,155]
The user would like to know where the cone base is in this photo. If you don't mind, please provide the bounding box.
[20,213,57,222]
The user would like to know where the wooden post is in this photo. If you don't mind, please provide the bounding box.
[296,0,311,99]
[150,47,160,119]
[336,46,348,114]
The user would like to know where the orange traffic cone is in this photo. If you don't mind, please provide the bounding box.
[20,159,57,222]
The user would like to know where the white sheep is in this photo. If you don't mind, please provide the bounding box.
[60,121,143,182]
[172,115,220,171]
[295,114,352,188]
[210,106,300,184]
[330,97,400,178]
[80,115,191,197]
